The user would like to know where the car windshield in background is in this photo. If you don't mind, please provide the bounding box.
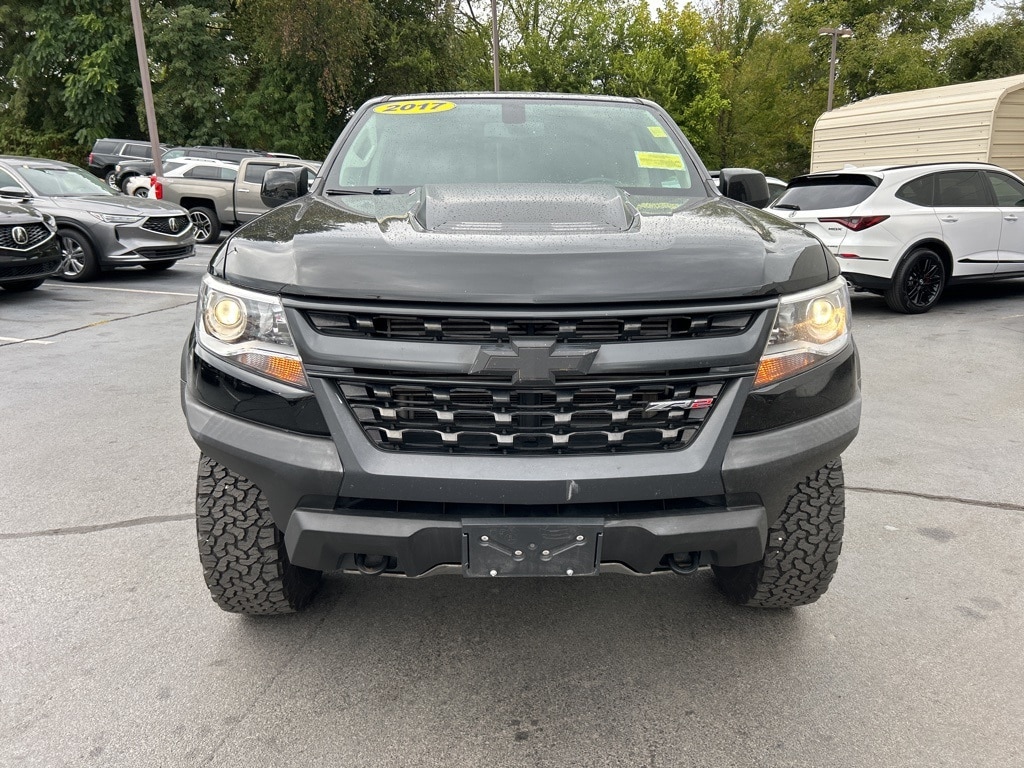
[333,98,702,195]
[20,165,116,197]
[773,174,878,211]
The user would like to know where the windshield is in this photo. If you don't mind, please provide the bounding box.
[20,165,117,197]
[331,98,702,195]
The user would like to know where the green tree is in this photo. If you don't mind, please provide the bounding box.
[144,1,238,146]
[945,5,1024,81]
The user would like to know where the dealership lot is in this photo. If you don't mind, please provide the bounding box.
[1,250,1022,767]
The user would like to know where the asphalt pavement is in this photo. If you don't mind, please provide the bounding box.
[1,249,1022,767]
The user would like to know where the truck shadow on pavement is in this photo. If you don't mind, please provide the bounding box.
[206,572,810,761]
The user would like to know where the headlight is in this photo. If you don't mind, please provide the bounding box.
[754,278,851,388]
[196,274,309,389]
[89,212,143,224]
[42,214,57,232]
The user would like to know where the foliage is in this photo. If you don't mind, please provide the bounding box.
[1,0,1021,174]
[945,8,1024,81]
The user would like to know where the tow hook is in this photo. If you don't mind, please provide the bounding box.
[354,553,389,575]
[668,552,701,575]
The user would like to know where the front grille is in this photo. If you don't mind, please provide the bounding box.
[306,309,754,343]
[0,257,61,280]
[142,215,190,235]
[338,375,724,455]
[0,224,52,250]
[135,245,193,260]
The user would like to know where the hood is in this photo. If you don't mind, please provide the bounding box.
[33,194,186,218]
[219,184,837,304]
[0,200,47,225]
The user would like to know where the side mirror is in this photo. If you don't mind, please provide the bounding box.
[0,186,30,201]
[719,168,770,209]
[261,167,310,208]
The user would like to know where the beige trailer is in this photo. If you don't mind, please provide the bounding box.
[810,74,1024,175]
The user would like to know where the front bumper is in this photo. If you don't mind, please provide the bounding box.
[91,218,196,266]
[181,353,860,575]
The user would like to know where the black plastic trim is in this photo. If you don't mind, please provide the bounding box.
[283,505,768,574]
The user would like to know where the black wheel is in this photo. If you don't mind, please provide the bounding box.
[104,169,118,189]
[196,454,322,615]
[188,206,220,244]
[120,175,137,194]
[885,248,946,314]
[57,230,100,282]
[713,459,845,608]
[141,261,175,272]
[132,188,149,198]
[1,277,46,292]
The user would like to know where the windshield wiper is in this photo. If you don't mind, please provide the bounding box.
[773,203,801,210]
[325,187,393,196]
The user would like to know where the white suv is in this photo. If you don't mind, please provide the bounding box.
[768,162,1024,313]
[125,158,238,197]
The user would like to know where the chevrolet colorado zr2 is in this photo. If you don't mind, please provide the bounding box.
[181,93,860,614]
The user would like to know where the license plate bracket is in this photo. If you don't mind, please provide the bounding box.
[462,518,603,578]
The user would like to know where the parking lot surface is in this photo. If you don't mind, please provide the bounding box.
[1,250,1022,767]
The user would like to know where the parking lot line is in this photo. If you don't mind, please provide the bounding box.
[50,284,197,298]
[0,336,53,345]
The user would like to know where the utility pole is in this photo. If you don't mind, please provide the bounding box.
[491,0,500,92]
[130,0,162,177]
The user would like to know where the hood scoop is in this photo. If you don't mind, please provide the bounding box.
[415,183,637,234]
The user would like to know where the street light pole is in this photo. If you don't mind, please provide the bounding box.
[818,26,853,112]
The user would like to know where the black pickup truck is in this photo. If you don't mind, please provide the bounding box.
[181,93,860,614]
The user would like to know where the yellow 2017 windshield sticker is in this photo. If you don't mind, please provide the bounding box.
[647,126,668,138]
[635,151,684,170]
[373,100,456,115]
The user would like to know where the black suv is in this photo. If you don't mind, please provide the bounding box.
[87,138,167,188]
[181,93,861,615]
[0,200,61,291]
[113,146,266,193]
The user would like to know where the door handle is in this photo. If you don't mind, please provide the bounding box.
[939,215,959,223]
[236,187,250,193]
[1005,214,1019,222]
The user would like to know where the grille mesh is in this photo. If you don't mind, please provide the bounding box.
[135,245,193,260]
[142,215,190,235]
[306,309,753,343]
[0,224,51,250]
[0,257,61,280]
[338,376,724,455]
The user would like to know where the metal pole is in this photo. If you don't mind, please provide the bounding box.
[827,32,838,112]
[130,0,162,177]
[491,0,500,92]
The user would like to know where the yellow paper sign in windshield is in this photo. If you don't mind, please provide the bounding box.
[647,126,668,138]
[635,151,684,170]
[373,100,456,115]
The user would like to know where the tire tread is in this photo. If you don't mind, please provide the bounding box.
[196,454,321,615]
[713,459,845,608]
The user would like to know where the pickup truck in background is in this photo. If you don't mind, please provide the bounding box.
[153,156,320,243]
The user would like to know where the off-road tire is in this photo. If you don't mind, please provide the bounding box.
[196,454,322,615]
[885,247,946,314]
[712,459,845,608]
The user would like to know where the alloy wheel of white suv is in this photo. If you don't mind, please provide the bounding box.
[769,162,1024,313]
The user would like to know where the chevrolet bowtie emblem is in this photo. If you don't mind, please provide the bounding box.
[470,339,598,384]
